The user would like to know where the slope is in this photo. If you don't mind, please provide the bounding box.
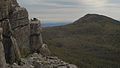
[42,14,120,68]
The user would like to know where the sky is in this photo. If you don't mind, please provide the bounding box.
[17,0,120,23]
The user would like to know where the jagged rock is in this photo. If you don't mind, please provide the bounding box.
[0,28,6,68]
[0,0,10,20]
[0,0,78,68]
[0,0,30,63]
[11,0,19,7]
[0,0,41,64]
[40,44,51,56]
[9,5,30,55]
[7,53,78,68]
[10,63,34,68]
[1,19,16,64]
[10,36,21,62]
[0,19,21,64]
[29,53,43,61]
[30,18,43,53]
[12,63,20,68]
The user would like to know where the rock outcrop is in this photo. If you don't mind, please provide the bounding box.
[0,0,78,68]
[9,3,30,56]
[30,18,43,53]
[30,18,51,56]
[7,53,77,68]
[40,44,51,56]
[0,28,6,68]
[0,0,31,64]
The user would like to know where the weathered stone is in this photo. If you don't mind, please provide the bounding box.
[12,24,30,55]
[68,64,78,68]
[30,18,43,53]
[0,28,6,68]
[11,0,19,7]
[10,36,21,62]
[9,6,30,55]
[0,0,9,20]
[8,53,78,68]
[40,44,51,56]
[1,19,15,64]
[0,0,78,68]
[0,0,30,63]
[9,7,29,29]
[12,63,20,68]
[8,19,21,62]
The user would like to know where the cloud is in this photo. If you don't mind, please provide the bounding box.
[18,0,41,5]
[80,0,118,7]
[82,0,107,7]
[17,0,120,23]
[28,8,88,23]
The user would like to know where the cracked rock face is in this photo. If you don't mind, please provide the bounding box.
[9,6,30,55]
[0,0,30,64]
[0,0,78,68]
[0,0,45,64]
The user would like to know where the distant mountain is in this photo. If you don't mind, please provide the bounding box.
[73,14,119,25]
[42,14,120,68]
[41,22,70,27]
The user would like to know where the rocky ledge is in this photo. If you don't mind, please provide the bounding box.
[7,53,78,68]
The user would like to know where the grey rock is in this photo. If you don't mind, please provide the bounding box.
[8,53,78,68]
[0,28,6,68]
[30,18,43,53]
[1,19,16,63]
[0,0,10,20]
[1,19,21,64]
[12,63,20,68]
[40,44,51,56]
[68,64,78,68]
[0,0,78,68]
[10,36,21,62]
[9,6,30,55]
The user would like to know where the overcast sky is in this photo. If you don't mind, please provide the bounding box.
[17,0,120,23]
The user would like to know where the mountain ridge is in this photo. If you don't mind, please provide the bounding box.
[43,14,120,68]
[73,14,120,25]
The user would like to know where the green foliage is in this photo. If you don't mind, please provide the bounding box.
[42,16,120,68]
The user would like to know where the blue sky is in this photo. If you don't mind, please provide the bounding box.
[17,0,120,23]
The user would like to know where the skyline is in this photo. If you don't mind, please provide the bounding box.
[18,0,120,23]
